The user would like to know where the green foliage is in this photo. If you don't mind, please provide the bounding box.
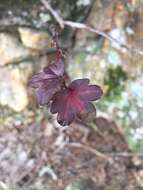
[128,135,143,153]
[104,65,127,98]
[96,65,128,115]
[79,51,87,64]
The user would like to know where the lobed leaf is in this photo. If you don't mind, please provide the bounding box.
[28,59,64,105]
[51,79,103,126]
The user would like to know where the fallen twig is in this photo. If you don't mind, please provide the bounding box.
[68,142,113,163]
[68,142,143,165]
[108,152,143,157]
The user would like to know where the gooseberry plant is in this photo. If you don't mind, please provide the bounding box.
[28,31,103,126]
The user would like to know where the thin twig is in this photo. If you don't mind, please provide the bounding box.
[40,0,143,56]
[68,142,143,165]
[40,0,64,28]
[108,152,143,157]
[68,142,113,163]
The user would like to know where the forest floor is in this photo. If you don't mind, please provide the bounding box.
[0,108,143,190]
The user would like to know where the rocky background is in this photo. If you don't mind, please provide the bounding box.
[0,0,143,190]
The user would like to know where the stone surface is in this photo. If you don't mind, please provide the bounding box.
[0,29,53,111]
[0,33,30,66]
[0,63,33,111]
[18,27,52,50]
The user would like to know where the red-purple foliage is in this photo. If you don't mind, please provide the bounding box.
[28,47,103,126]
[28,59,64,105]
[51,79,103,126]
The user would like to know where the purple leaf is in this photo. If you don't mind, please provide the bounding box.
[43,59,64,76]
[35,79,62,105]
[51,79,103,126]
[28,59,64,105]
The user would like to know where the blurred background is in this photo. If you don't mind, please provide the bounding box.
[0,0,143,189]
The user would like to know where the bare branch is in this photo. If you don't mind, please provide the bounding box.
[40,0,143,56]
[68,142,143,166]
[108,152,143,157]
[68,142,113,163]
[41,0,64,28]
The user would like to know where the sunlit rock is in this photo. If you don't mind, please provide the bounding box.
[0,33,30,66]
[18,27,52,50]
[0,63,33,111]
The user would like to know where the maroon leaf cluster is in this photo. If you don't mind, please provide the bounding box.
[29,59,103,126]
[28,59,64,105]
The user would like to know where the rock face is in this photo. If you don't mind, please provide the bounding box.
[0,28,52,111]
[18,27,52,50]
[0,64,32,111]
[0,32,33,111]
[0,33,30,66]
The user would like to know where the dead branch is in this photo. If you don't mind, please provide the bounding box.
[68,142,143,164]
[68,142,113,164]
[108,152,143,157]
[40,0,143,56]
